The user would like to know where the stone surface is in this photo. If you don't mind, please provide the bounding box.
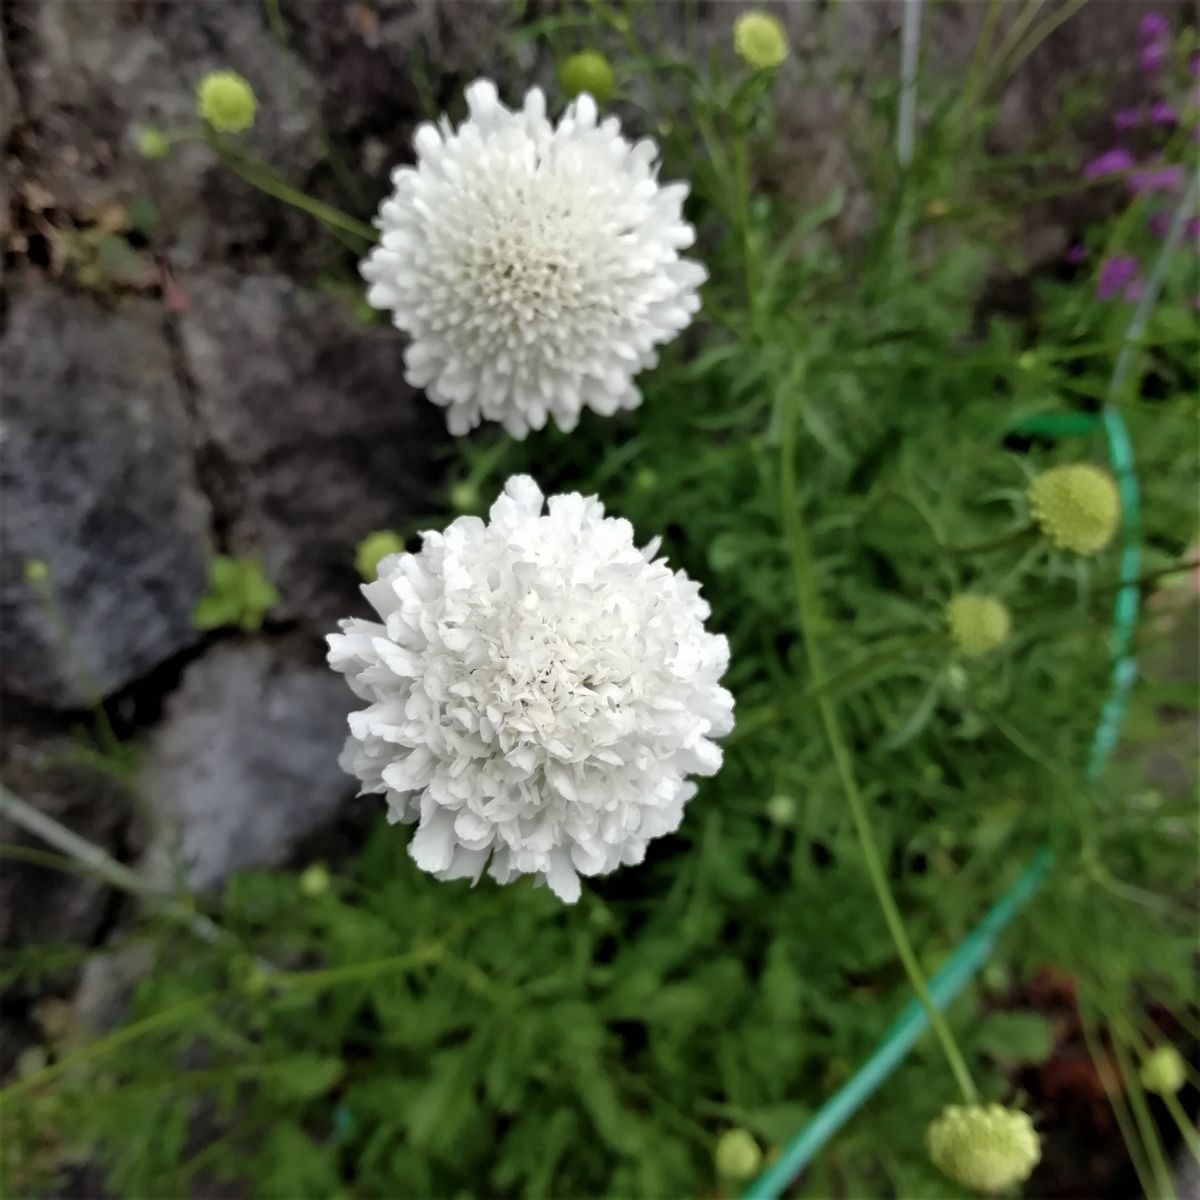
[7,0,323,267]
[138,638,355,892]
[177,267,441,628]
[0,279,211,708]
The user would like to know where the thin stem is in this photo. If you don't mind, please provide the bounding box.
[211,137,376,245]
[895,0,923,168]
[0,784,227,949]
[943,524,1036,557]
[777,371,978,1105]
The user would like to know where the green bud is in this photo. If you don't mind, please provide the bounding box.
[355,530,405,581]
[559,50,616,104]
[945,594,1011,659]
[299,863,331,898]
[714,1128,762,1181]
[927,1103,1040,1194]
[449,482,480,513]
[733,10,788,69]
[633,467,658,492]
[24,559,50,586]
[135,126,171,159]
[197,70,258,134]
[1027,463,1120,556]
[765,794,796,826]
[1140,1045,1187,1095]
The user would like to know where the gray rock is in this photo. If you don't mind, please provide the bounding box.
[8,0,324,267]
[0,279,211,708]
[139,638,355,891]
[177,267,441,628]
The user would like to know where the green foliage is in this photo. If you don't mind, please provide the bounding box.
[6,4,1198,1199]
[193,554,280,633]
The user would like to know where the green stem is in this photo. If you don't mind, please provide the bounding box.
[943,524,1035,556]
[778,369,978,1106]
[211,137,376,245]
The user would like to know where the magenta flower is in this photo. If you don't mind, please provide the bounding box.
[1065,243,1086,264]
[1083,147,1134,178]
[1186,217,1200,241]
[1150,102,1178,125]
[1140,41,1167,71]
[1096,256,1138,300]
[1138,13,1169,41]
[1128,164,1185,194]
[1114,108,1141,130]
[1191,54,1200,77]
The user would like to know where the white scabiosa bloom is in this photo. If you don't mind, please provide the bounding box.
[361,79,706,439]
[327,476,733,903]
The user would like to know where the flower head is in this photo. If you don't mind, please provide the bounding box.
[946,594,1011,658]
[927,1104,1041,1194]
[559,50,615,103]
[1150,101,1178,125]
[361,80,705,438]
[714,1129,763,1180]
[1096,255,1138,300]
[1138,12,1169,41]
[1113,107,1141,130]
[327,476,733,903]
[1082,147,1133,178]
[1139,41,1167,71]
[733,11,789,69]
[1140,1045,1187,1095]
[196,70,257,133]
[1028,464,1121,556]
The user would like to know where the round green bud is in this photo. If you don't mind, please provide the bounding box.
[449,482,479,512]
[733,10,788,69]
[714,1128,762,1180]
[927,1103,1040,1195]
[633,467,658,492]
[765,793,796,826]
[196,70,257,133]
[945,594,1011,659]
[355,530,404,581]
[135,126,171,160]
[24,559,50,586]
[559,50,616,104]
[299,863,331,898]
[1027,463,1120,556]
[1140,1044,1187,1095]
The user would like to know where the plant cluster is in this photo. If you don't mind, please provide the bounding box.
[4,4,1198,1199]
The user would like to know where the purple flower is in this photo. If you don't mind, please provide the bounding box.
[1191,54,1200,77]
[1148,211,1170,236]
[1096,255,1138,300]
[1139,41,1167,71]
[1114,107,1141,130]
[1138,13,1169,41]
[1150,102,1178,125]
[1083,147,1134,178]
[1065,243,1086,264]
[1186,217,1200,241]
[1128,164,1185,194]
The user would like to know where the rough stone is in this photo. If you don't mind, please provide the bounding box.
[138,638,355,892]
[0,279,211,708]
[177,267,441,628]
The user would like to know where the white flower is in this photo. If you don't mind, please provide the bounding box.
[327,475,733,903]
[361,79,706,439]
